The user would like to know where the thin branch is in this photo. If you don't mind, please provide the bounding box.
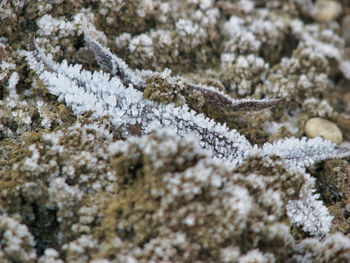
[186,83,283,112]
[84,32,146,91]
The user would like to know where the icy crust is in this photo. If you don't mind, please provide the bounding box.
[25,33,350,243]
[0,214,37,263]
[293,233,350,262]
[1,0,350,262]
[27,38,348,168]
[0,120,349,262]
[103,129,307,262]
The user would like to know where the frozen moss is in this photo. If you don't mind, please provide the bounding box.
[1,0,350,262]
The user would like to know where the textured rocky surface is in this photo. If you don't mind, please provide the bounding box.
[1,0,350,262]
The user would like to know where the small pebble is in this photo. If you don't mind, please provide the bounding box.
[314,0,342,22]
[305,117,343,144]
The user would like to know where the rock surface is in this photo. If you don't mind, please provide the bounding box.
[305,117,343,144]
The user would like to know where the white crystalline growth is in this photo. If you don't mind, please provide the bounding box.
[0,214,37,262]
[26,33,349,169]
[128,33,154,57]
[5,72,20,108]
[293,233,350,262]
[22,144,41,172]
[26,47,252,166]
[26,35,350,238]
[0,0,30,19]
[287,191,333,237]
[37,14,76,37]
[176,19,200,36]
[258,136,349,168]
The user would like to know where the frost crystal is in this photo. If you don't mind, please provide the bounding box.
[259,136,349,168]
[26,31,349,238]
[287,191,333,237]
[27,35,261,165]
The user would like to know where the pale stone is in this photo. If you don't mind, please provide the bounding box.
[305,117,343,144]
[314,0,342,22]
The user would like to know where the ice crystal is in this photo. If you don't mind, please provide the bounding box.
[293,233,350,262]
[28,33,276,166]
[26,31,349,238]
[259,136,349,169]
[287,191,333,237]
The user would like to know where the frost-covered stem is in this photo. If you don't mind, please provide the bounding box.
[85,32,283,113]
[26,42,252,165]
[187,83,283,111]
[26,32,348,168]
[84,32,146,91]
[258,137,350,168]
[143,103,253,164]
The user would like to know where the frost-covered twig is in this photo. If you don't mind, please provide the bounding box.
[26,31,350,239]
[186,83,283,111]
[258,136,349,168]
[85,31,283,113]
[84,32,146,91]
[27,33,349,167]
[26,38,252,165]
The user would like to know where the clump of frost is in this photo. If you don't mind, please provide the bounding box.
[5,71,20,107]
[0,71,33,138]
[0,59,16,82]
[221,16,261,54]
[258,136,348,169]
[239,249,275,263]
[26,44,253,166]
[0,0,30,19]
[0,214,37,262]
[263,109,300,136]
[63,235,97,263]
[287,191,333,237]
[293,233,350,262]
[38,248,63,263]
[48,177,83,211]
[26,30,350,243]
[37,14,82,38]
[302,98,334,118]
[128,33,154,63]
[339,60,350,80]
[22,144,41,172]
